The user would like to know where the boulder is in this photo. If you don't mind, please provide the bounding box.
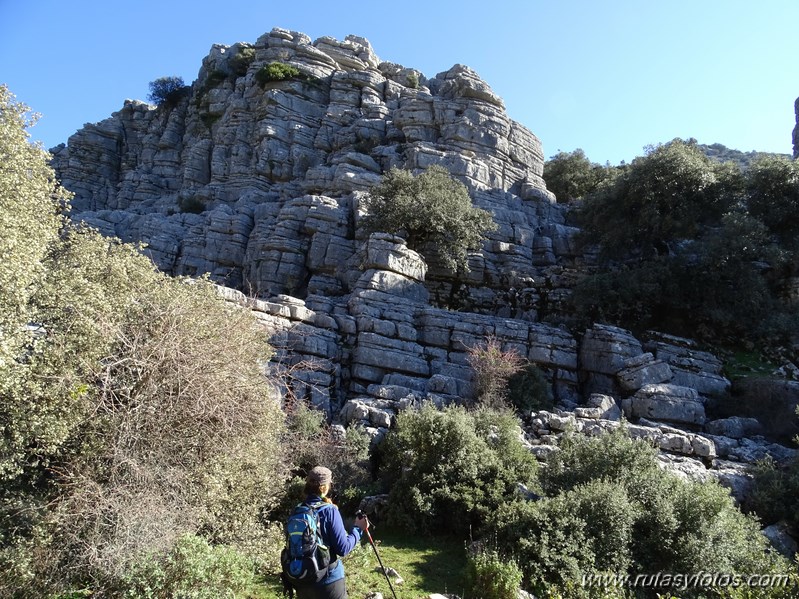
[704,416,763,439]
[710,459,754,503]
[616,352,673,393]
[585,393,622,421]
[629,384,706,425]
[762,521,798,558]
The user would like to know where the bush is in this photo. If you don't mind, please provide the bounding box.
[746,155,799,249]
[543,149,617,203]
[278,401,372,515]
[361,166,497,272]
[255,62,302,86]
[466,335,523,409]
[179,195,205,213]
[379,404,538,536]
[488,428,792,598]
[229,46,255,76]
[506,363,554,415]
[147,76,187,107]
[0,109,289,595]
[119,534,257,598]
[0,85,69,388]
[493,480,637,595]
[576,139,735,258]
[749,457,799,529]
[466,547,523,599]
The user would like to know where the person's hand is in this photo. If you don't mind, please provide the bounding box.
[354,513,369,531]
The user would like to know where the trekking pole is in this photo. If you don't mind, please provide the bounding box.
[357,510,399,599]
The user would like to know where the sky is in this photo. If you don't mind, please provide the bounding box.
[1,0,797,165]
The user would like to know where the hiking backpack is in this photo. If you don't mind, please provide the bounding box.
[280,501,332,586]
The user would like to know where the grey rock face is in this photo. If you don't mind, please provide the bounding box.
[616,352,673,393]
[704,416,763,439]
[794,96,799,160]
[49,27,796,487]
[644,332,730,397]
[579,324,644,395]
[628,384,706,426]
[53,28,574,315]
[762,522,798,558]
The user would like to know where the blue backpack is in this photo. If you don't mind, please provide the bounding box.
[281,501,332,586]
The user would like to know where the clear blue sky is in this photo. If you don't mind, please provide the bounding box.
[1,0,796,165]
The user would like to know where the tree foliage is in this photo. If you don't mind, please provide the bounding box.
[490,429,792,598]
[147,76,188,106]
[576,139,736,258]
[361,166,497,272]
[746,155,799,248]
[0,85,70,375]
[379,404,538,536]
[571,138,798,348]
[543,149,617,203]
[0,88,286,595]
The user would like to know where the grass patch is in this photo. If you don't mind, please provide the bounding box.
[722,348,779,380]
[254,528,468,597]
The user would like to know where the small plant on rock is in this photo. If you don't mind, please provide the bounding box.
[147,76,188,107]
[255,62,302,86]
[229,46,255,76]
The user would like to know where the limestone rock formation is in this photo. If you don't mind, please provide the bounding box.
[52,28,570,308]
[50,28,798,515]
[794,96,799,159]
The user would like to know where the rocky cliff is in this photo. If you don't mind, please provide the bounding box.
[794,96,799,159]
[52,28,576,309]
[52,28,797,510]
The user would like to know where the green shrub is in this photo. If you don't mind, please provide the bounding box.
[229,46,255,76]
[466,547,522,599]
[206,69,227,88]
[488,428,792,598]
[749,457,799,529]
[379,404,538,536]
[541,427,661,495]
[147,76,187,106]
[0,104,289,595]
[119,534,257,598]
[278,401,372,515]
[255,62,302,86]
[746,155,799,249]
[0,85,69,391]
[576,139,735,258]
[506,363,554,415]
[406,72,419,89]
[493,480,637,596]
[361,166,497,272]
[543,148,618,203]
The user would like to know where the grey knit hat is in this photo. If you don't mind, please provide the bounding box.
[306,466,333,486]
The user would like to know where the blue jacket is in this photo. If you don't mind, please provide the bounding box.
[305,495,362,584]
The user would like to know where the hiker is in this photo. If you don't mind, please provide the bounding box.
[287,466,369,599]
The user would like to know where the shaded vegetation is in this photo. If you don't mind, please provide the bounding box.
[378,404,539,536]
[567,139,799,351]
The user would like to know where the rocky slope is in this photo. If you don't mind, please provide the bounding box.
[52,28,797,519]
